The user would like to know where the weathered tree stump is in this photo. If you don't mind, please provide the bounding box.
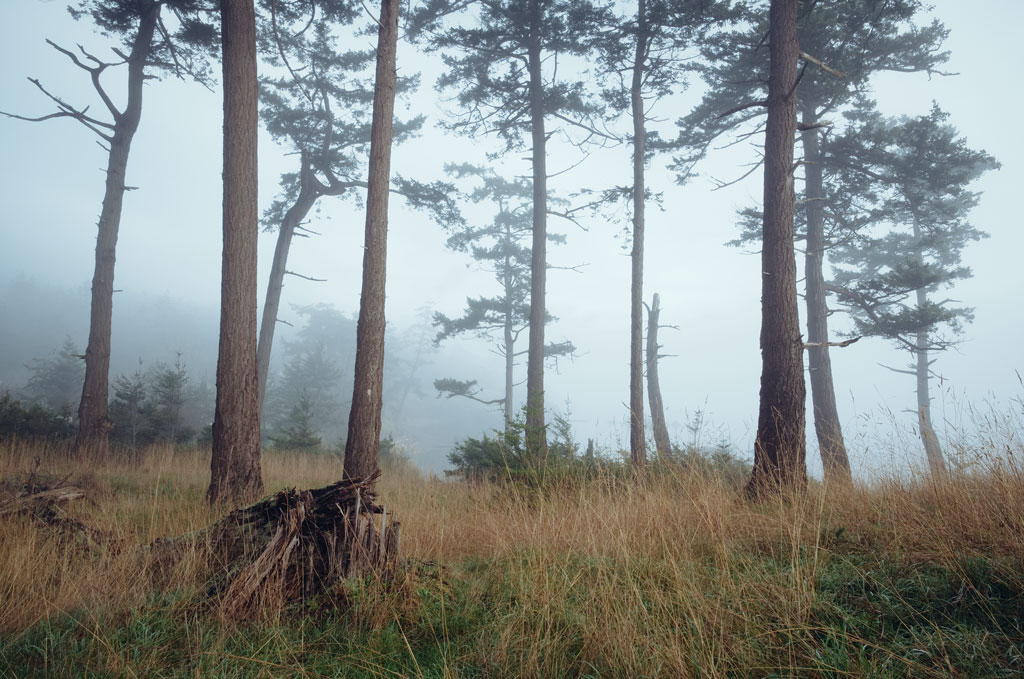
[156,473,401,617]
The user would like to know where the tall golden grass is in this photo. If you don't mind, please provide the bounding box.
[1,435,1022,676]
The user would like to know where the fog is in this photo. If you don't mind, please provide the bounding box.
[1,0,1021,475]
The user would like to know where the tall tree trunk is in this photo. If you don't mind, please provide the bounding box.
[628,0,648,480]
[209,0,263,506]
[502,231,515,428]
[524,0,548,463]
[799,102,852,485]
[343,0,399,483]
[257,152,318,412]
[915,293,946,477]
[646,293,672,460]
[747,0,807,497]
[75,2,160,456]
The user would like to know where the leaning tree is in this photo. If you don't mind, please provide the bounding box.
[825,104,998,477]
[255,1,458,414]
[1,0,216,456]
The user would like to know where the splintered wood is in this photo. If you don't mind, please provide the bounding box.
[213,473,401,618]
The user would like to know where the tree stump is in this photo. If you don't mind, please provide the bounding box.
[175,473,401,618]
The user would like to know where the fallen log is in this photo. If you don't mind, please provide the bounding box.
[0,485,86,518]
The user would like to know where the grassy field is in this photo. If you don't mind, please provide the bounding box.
[1,438,1022,678]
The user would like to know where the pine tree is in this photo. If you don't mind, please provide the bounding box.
[675,0,949,484]
[2,1,216,456]
[432,164,574,427]
[209,0,263,506]
[410,0,613,462]
[825,104,998,476]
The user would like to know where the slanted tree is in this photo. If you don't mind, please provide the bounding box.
[644,293,673,459]
[1,1,216,456]
[209,0,263,506]
[676,0,949,484]
[596,0,735,479]
[410,0,612,461]
[255,3,458,411]
[343,0,400,484]
[825,104,998,477]
[432,165,574,428]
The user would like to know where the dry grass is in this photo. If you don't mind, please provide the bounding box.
[1,437,1022,677]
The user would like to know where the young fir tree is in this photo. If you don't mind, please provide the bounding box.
[24,338,87,414]
[1,1,216,456]
[432,165,574,428]
[149,354,190,444]
[825,104,998,476]
[109,360,148,448]
[675,0,949,485]
[410,0,613,462]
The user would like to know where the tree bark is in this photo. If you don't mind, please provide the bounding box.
[628,0,648,480]
[747,0,807,498]
[799,102,852,485]
[256,152,319,412]
[209,0,263,506]
[343,0,399,483]
[524,0,549,463]
[646,293,672,460]
[75,2,161,457]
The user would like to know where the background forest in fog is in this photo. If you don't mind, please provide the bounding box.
[1,0,1021,476]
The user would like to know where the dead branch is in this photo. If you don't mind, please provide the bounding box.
[803,336,860,349]
[800,51,847,78]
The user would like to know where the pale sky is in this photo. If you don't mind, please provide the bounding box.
[1,0,1021,475]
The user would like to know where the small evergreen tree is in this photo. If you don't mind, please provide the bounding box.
[109,360,148,447]
[23,338,85,413]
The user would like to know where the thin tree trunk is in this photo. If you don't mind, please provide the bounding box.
[646,293,672,460]
[209,0,263,506]
[76,2,160,457]
[799,102,852,485]
[747,0,807,498]
[524,0,548,463]
[628,0,648,480]
[915,293,946,477]
[503,229,515,428]
[257,152,319,412]
[343,0,399,483]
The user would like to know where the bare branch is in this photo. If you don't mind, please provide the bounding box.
[799,51,846,78]
[717,99,767,119]
[803,336,860,349]
[284,270,327,282]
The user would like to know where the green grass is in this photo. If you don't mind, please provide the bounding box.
[2,441,1023,677]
